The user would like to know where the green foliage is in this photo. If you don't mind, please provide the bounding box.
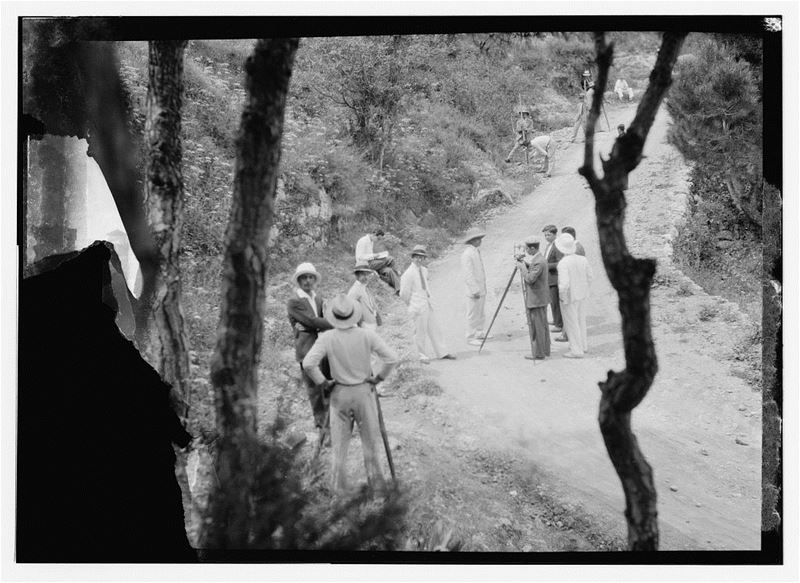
[667,35,762,229]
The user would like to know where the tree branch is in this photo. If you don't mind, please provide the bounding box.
[580,31,687,551]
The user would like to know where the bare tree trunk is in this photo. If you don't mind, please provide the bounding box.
[199,38,299,550]
[145,40,190,419]
[578,31,687,551]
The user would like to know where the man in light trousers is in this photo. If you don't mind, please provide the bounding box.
[556,233,593,358]
[461,227,491,346]
[303,294,398,494]
[400,245,457,363]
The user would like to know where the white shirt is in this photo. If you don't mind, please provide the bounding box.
[400,263,431,315]
[557,254,594,304]
[461,245,487,297]
[303,326,398,385]
[355,234,374,263]
[529,135,551,156]
[296,288,318,317]
[348,280,378,326]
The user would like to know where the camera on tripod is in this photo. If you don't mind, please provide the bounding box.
[513,243,527,262]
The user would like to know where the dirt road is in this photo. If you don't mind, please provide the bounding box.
[407,104,762,550]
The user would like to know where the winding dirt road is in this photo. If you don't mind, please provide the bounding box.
[415,104,762,550]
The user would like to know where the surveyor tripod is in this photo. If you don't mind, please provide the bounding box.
[478,257,538,361]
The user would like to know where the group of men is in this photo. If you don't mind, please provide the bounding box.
[516,224,593,360]
[285,220,593,494]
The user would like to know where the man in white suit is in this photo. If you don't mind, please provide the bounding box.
[399,245,456,363]
[461,227,491,346]
[556,233,593,358]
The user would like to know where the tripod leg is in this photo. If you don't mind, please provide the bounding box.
[479,266,518,353]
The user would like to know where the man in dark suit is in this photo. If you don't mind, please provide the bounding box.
[542,224,564,333]
[517,238,550,360]
[287,262,333,428]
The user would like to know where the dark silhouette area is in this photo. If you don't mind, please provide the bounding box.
[17,242,196,562]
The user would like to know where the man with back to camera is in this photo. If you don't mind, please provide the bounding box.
[556,233,594,358]
[302,294,398,495]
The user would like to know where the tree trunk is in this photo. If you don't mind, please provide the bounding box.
[145,40,190,420]
[578,31,687,550]
[199,38,299,551]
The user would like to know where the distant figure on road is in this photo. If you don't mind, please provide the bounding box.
[542,225,564,333]
[348,262,381,331]
[399,245,456,363]
[570,82,595,143]
[355,229,401,294]
[504,107,535,164]
[302,294,398,495]
[516,237,550,360]
[614,78,635,101]
[287,262,333,429]
[556,233,594,358]
[461,228,491,346]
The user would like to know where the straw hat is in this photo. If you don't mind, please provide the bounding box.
[324,294,362,329]
[524,236,540,248]
[293,262,321,284]
[555,233,576,255]
[463,227,486,244]
[410,244,428,257]
[582,70,591,77]
[353,262,375,274]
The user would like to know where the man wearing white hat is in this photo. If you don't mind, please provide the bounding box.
[287,262,333,428]
[570,80,595,143]
[400,245,456,363]
[461,227,491,346]
[555,233,593,358]
[302,294,398,494]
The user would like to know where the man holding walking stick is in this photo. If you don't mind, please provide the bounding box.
[516,237,550,360]
[303,294,398,495]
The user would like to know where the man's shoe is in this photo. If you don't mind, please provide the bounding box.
[441,354,457,360]
[555,336,568,342]
[563,352,584,359]
[504,157,511,163]
[550,327,562,333]
[476,333,494,340]
[468,339,483,346]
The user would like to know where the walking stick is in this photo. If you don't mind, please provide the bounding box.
[518,265,537,363]
[479,265,519,353]
[372,386,396,481]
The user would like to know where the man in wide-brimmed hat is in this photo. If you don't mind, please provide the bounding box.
[461,227,491,346]
[556,233,593,358]
[287,262,333,428]
[400,245,457,363]
[516,236,550,360]
[571,79,595,143]
[348,262,381,331]
[302,294,398,494]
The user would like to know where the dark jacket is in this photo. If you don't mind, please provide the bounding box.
[520,252,550,308]
[287,294,333,362]
[575,241,586,257]
[545,243,564,287]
